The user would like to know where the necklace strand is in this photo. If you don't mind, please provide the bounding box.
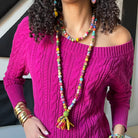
[61,15,95,42]
[56,15,97,131]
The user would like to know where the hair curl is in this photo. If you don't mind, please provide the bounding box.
[28,0,121,42]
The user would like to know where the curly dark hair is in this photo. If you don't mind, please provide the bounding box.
[28,0,121,42]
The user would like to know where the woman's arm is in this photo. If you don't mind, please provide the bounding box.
[107,38,134,135]
[3,17,30,108]
[3,16,49,138]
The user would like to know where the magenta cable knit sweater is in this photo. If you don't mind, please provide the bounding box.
[3,16,134,138]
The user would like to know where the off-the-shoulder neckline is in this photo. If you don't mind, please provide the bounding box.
[61,35,133,49]
[60,36,134,57]
[94,38,133,48]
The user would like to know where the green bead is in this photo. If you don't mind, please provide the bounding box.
[63,111,69,117]
[92,32,95,36]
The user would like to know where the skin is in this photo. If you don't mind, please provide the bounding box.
[22,0,132,137]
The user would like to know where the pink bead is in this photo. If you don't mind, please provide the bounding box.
[61,98,65,101]
[60,91,63,94]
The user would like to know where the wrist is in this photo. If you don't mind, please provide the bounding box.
[113,124,125,135]
[14,102,33,126]
[109,133,124,138]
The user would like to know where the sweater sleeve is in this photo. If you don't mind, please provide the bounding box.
[3,16,30,108]
[106,42,134,132]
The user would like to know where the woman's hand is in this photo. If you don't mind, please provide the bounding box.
[23,116,49,138]
[113,124,125,136]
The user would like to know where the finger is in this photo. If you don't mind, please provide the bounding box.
[38,134,46,138]
[36,128,47,138]
[37,120,49,136]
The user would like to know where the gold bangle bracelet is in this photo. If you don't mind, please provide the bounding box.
[18,109,32,125]
[14,103,29,116]
[22,114,33,124]
[14,102,27,117]
[14,103,26,110]
[19,111,27,120]
[14,106,26,117]
[14,102,33,126]
[19,114,33,126]
[18,110,31,120]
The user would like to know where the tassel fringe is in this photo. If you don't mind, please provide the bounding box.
[56,115,74,130]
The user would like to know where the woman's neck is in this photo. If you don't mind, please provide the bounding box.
[61,0,93,38]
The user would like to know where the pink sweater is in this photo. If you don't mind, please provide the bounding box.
[3,16,134,138]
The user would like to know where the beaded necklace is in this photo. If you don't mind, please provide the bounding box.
[61,15,95,42]
[55,15,97,131]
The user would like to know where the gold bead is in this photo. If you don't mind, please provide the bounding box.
[85,58,88,61]
[64,106,67,109]
[76,38,79,42]
[54,11,58,17]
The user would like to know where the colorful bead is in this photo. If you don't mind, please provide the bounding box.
[80,78,83,81]
[85,58,88,61]
[63,111,69,117]
[54,11,58,17]
[109,134,124,138]
[78,86,81,89]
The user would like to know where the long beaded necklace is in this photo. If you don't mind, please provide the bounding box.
[55,14,97,131]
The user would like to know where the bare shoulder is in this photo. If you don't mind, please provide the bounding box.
[111,24,132,45]
[95,24,132,47]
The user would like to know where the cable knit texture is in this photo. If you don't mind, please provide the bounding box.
[3,16,134,138]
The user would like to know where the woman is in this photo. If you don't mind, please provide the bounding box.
[3,0,134,138]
